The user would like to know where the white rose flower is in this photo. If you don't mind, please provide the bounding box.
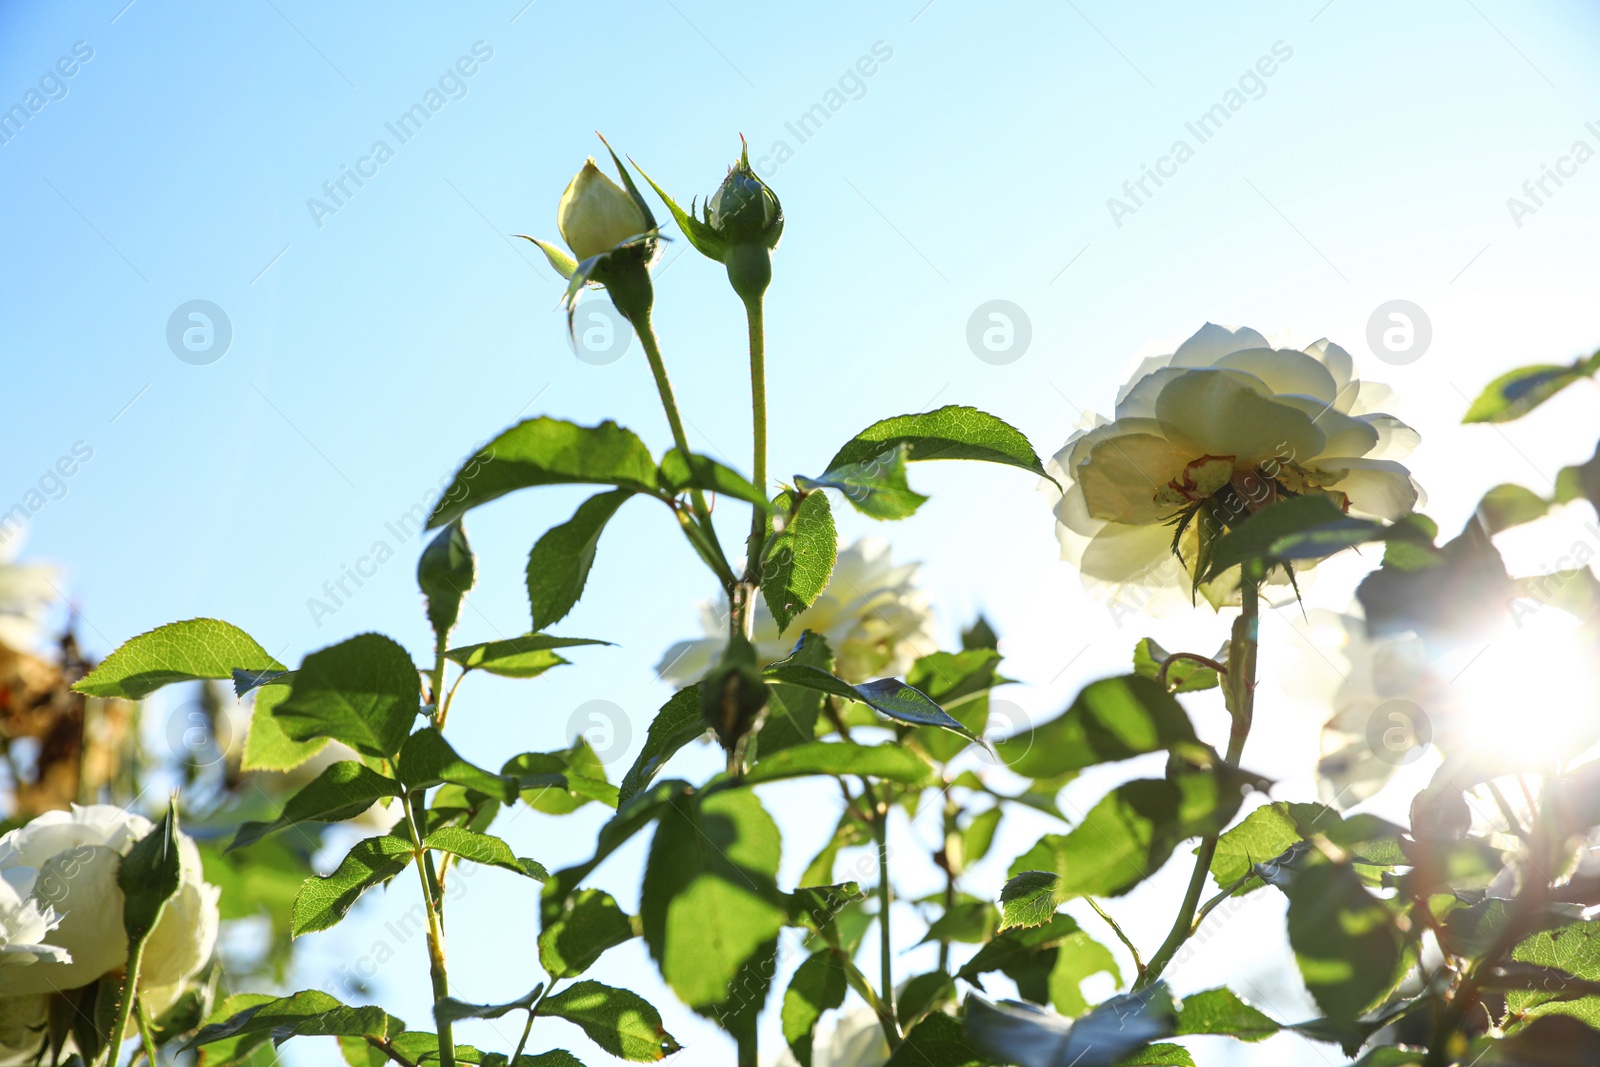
[1048,323,1420,605]
[0,874,68,971]
[0,805,220,1000]
[656,538,938,688]
[769,1006,889,1067]
[0,994,48,1067]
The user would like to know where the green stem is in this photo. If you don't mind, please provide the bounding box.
[403,797,456,1067]
[134,998,158,1067]
[1135,571,1259,990]
[937,798,958,976]
[1086,899,1145,981]
[511,984,551,1065]
[632,309,727,584]
[742,295,768,577]
[869,786,900,1048]
[104,940,146,1067]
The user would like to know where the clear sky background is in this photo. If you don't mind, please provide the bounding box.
[7,1,1600,1063]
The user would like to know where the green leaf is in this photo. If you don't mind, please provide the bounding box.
[641,787,786,1008]
[886,1010,982,1067]
[428,417,663,529]
[618,687,704,805]
[797,443,928,520]
[1204,495,1389,580]
[962,807,1003,866]
[826,405,1053,483]
[292,835,413,936]
[1174,987,1280,1041]
[763,640,979,744]
[274,634,420,760]
[423,827,546,880]
[999,871,1064,931]
[781,949,848,1067]
[1211,802,1404,895]
[898,970,956,1030]
[540,780,680,927]
[506,739,618,814]
[1464,351,1600,424]
[1475,483,1551,536]
[908,649,1005,764]
[1048,928,1120,1018]
[1002,675,1198,779]
[184,990,393,1051]
[527,489,634,631]
[120,800,183,954]
[540,981,680,1062]
[658,450,770,510]
[399,728,518,803]
[1506,918,1600,1027]
[1113,1044,1195,1066]
[434,985,543,1025]
[74,618,281,699]
[964,989,1175,1067]
[1132,638,1218,693]
[761,490,837,636]
[956,914,1091,986]
[241,682,326,772]
[1285,858,1406,1021]
[444,633,609,679]
[743,742,934,786]
[919,901,997,945]
[759,630,834,758]
[540,888,636,979]
[418,521,475,646]
[1007,764,1258,900]
[231,761,401,851]
[192,993,278,1066]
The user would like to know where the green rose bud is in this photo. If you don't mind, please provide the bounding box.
[557,158,650,261]
[700,633,769,762]
[633,137,783,305]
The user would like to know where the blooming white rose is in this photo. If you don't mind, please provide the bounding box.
[557,158,649,261]
[0,805,220,1000]
[1048,323,1420,604]
[769,1006,889,1067]
[0,536,58,653]
[0,876,67,972]
[656,538,938,688]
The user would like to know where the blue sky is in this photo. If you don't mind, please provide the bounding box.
[7,0,1600,1063]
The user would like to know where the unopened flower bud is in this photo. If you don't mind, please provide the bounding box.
[701,635,769,755]
[1410,784,1471,841]
[558,159,650,261]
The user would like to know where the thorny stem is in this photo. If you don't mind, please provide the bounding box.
[134,1000,158,1067]
[1136,571,1260,989]
[104,940,147,1067]
[403,787,456,1067]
